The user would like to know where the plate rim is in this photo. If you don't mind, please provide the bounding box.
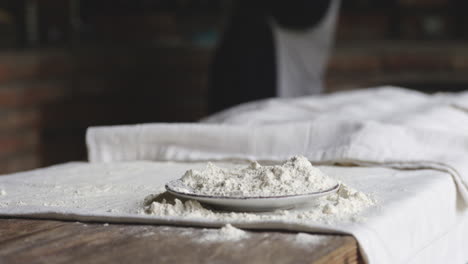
[165,180,340,200]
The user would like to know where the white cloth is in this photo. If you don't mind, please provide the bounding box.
[87,87,468,205]
[272,0,340,97]
[0,161,466,264]
[85,86,468,263]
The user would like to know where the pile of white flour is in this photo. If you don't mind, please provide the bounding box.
[144,156,376,224]
[179,156,337,197]
[145,184,374,224]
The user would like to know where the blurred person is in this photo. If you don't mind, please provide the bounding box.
[208,0,340,114]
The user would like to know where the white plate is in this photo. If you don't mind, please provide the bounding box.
[165,180,340,212]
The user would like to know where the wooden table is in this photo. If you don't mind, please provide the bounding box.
[0,218,363,264]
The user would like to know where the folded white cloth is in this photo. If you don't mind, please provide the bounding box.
[87,87,468,205]
[0,161,466,264]
[84,86,468,263]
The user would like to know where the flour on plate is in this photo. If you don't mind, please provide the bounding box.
[178,156,337,197]
[145,184,373,224]
[144,156,376,224]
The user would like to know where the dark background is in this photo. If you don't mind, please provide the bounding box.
[0,0,467,173]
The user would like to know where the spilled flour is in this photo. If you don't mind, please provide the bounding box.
[197,224,249,242]
[145,185,373,224]
[293,233,331,246]
[144,157,376,224]
[178,156,337,197]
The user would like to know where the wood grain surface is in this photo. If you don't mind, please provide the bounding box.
[0,218,364,264]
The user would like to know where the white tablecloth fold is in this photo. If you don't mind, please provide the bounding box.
[87,87,468,205]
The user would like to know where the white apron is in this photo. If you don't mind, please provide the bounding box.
[272,0,340,98]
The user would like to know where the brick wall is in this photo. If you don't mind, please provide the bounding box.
[326,0,468,92]
[325,41,468,92]
[0,48,211,174]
